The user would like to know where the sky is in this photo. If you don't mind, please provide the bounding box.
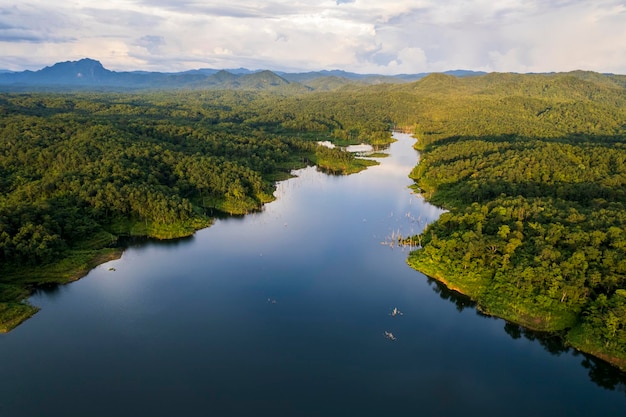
[1,0,625,75]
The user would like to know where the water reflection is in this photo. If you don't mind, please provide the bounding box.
[2,131,625,417]
[426,277,476,313]
[316,141,391,157]
[426,276,626,391]
[117,233,196,249]
[33,283,64,299]
[504,323,626,394]
[582,356,626,392]
[503,323,569,356]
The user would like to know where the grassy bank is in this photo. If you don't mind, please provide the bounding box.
[409,247,626,371]
[0,246,124,332]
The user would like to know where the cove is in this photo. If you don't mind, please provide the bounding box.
[0,132,625,417]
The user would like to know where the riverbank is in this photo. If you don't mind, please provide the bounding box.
[3,128,626,416]
[0,215,215,332]
[405,132,626,372]
[1,247,123,332]
[0,148,379,333]
[408,251,626,372]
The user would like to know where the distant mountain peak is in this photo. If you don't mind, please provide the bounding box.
[43,58,105,71]
[75,57,103,66]
[31,58,113,84]
[0,57,565,93]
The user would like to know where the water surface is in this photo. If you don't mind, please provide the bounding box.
[1,133,625,417]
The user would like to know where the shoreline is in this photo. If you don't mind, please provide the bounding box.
[0,148,382,333]
[0,247,125,333]
[407,256,626,373]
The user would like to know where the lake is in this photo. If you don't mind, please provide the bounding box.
[1,132,625,417]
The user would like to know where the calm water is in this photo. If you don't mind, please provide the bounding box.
[1,133,625,417]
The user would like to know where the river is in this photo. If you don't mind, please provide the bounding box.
[0,132,624,417]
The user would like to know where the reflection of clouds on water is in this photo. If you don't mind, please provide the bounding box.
[345,144,373,153]
[368,160,412,177]
[316,141,374,154]
[215,131,441,257]
[9,131,622,416]
[409,195,447,224]
[317,140,334,148]
[369,132,446,239]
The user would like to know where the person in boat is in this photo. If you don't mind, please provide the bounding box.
[390,307,403,316]
[384,331,396,341]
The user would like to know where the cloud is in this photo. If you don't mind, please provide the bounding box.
[483,0,626,73]
[0,0,624,74]
[0,4,75,44]
[136,35,165,54]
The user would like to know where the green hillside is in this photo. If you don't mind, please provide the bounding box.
[2,70,626,371]
[401,71,626,370]
[0,90,388,331]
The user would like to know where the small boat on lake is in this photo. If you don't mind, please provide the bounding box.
[384,331,396,341]
[390,307,403,317]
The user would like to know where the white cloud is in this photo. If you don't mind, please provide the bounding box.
[484,0,626,73]
[0,0,624,74]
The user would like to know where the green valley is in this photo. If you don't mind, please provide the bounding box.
[1,70,626,373]
[0,90,390,331]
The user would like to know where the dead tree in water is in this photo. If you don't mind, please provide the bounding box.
[381,229,422,250]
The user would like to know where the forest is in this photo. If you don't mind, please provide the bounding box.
[404,71,626,371]
[0,90,389,331]
[1,69,626,372]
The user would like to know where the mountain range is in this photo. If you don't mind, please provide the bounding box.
[0,58,485,92]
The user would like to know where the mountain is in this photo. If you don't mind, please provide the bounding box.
[37,58,112,83]
[296,76,356,91]
[0,59,310,92]
[0,58,497,92]
[0,58,115,86]
[239,70,292,89]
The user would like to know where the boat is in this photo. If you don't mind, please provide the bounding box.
[384,331,396,341]
[390,307,403,316]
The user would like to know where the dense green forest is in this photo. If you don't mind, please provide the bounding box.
[2,70,626,372]
[403,71,626,371]
[0,90,388,331]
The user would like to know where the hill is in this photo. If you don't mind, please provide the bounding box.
[1,65,625,372]
[396,70,626,371]
[0,58,486,92]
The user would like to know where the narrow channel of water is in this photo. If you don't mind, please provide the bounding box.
[0,132,624,417]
